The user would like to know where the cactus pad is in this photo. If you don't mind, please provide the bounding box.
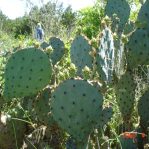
[40,41,49,49]
[49,37,65,65]
[105,0,130,33]
[33,88,55,126]
[97,107,113,129]
[119,136,137,149]
[96,27,115,83]
[137,0,149,29]
[138,90,149,129]
[115,71,136,121]
[3,48,52,99]
[126,28,149,68]
[70,35,93,76]
[51,79,103,141]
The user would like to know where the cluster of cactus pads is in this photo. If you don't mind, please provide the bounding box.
[1,0,149,148]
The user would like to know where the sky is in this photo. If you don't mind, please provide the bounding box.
[0,0,95,19]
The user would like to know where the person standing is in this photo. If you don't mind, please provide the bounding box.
[35,23,44,42]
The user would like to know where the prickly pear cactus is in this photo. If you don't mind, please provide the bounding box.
[138,90,149,130]
[114,38,126,78]
[70,35,93,76]
[105,0,130,78]
[96,27,115,83]
[40,41,49,49]
[137,0,149,29]
[49,37,65,65]
[3,48,52,99]
[97,107,113,129]
[124,21,135,35]
[126,0,149,68]
[66,137,77,149]
[51,79,103,143]
[126,28,149,68]
[33,87,55,126]
[105,0,130,33]
[119,136,137,149]
[115,71,136,122]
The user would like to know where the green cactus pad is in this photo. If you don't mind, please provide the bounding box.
[40,41,49,49]
[126,28,149,68]
[119,136,137,149]
[51,79,103,141]
[66,137,77,149]
[49,37,65,65]
[33,88,55,126]
[97,107,113,129]
[96,27,115,83]
[70,35,93,76]
[105,0,130,33]
[137,0,149,29]
[124,21,135,35]
[138,90,149,129]
[3,48,52,99]
[115,71,136,120]
[94,106,113,130]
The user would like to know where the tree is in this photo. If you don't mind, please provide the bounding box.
[28,1,64,37]
[61,5,77,38]
[0,10,7,31]
[12,16,32,38]
[76,6,102,39]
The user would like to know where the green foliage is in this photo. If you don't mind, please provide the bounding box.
[77,6,101,39]
[12,16,32,38]
[28,1,65,37]
[0,105,26,149]
[0,31,19,50]
[61,5,76,30]
[0,11,32,38]
[0,10,7,31]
